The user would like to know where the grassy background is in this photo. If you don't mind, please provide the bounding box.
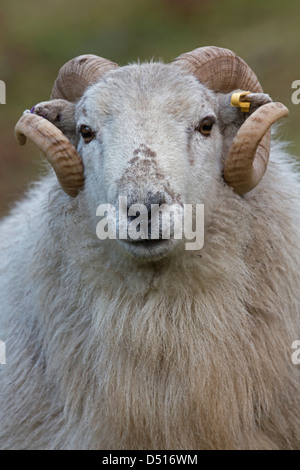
[0,0,299,216]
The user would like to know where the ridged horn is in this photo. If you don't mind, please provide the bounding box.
[15,113,84,197]
[173,46,287,194]
[173,46,263,93]
[51,54,119,101]
[16,54,119,196]
[224,102,289,194]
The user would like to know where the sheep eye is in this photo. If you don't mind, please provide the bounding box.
[80,125,95,143]
[196,116,215,136]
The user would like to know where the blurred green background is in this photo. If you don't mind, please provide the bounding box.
[0,0,299,216]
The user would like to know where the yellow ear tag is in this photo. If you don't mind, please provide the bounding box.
[231,91,251,112]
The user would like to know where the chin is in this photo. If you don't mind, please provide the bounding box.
[118,238,180,262]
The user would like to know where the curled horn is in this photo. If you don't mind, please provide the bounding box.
[15,113,84,197]
[173,46,288,194]
[15,55,119,196]
[224,102,288,194]
[51,54,119,101]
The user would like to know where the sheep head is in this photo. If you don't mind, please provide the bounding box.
[14,47,289,258]
[15,47,288,198]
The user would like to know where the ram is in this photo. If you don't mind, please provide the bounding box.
[0,46,299,450]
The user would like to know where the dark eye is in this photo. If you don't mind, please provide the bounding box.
[196,116,215,136]
[80,125,95,143]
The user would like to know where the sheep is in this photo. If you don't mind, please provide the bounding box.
[0,46,299,450]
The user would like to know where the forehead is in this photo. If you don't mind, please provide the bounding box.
[76,62,216,121]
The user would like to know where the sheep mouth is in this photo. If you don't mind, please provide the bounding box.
[118,237,177,261]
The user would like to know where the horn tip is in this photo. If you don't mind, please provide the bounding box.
[16,134,27,145]
[14,126,27,145]
[274,101,289,117]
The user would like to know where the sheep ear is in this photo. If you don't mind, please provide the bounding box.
[217,90,272,133]
[217,91,272,167]
[30,99,76,140]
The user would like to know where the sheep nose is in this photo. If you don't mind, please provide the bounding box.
[144,194,166,214]
[126,194,166,240]
[127,194,165,223]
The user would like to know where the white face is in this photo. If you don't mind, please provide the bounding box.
[75,63,223,261]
